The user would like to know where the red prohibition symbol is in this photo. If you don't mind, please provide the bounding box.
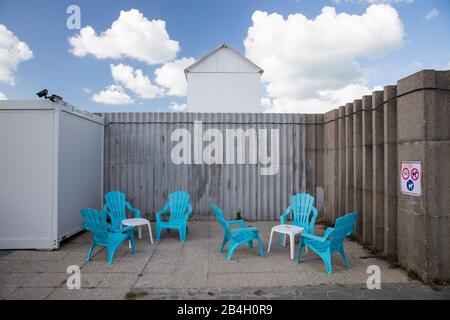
[411,168,419,181]
[401,167,409,180]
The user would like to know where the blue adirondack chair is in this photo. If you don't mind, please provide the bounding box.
[103,191,141,230]
[81,208,136,265]
[279,193,318,245]
[156,191,192,242]
[297,212,357,274]
[211,204,264,261]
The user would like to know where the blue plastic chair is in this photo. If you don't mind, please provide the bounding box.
[81,208,136,265]
[103,191,141,230]
[279,193,318,245]
[211,204,264,261]
[156,191,192,242]
[297,212,357,274]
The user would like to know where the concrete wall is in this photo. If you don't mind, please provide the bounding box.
[322,70,450,282]
[396,70,450,282]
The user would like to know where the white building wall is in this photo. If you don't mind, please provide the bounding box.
[186,46,262,113]
[187,72,261,113]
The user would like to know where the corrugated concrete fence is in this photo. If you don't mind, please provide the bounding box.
[321,70,450,283]
[104,113,324,221]
[104,69,449,283]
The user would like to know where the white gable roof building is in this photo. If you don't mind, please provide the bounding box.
[184,43,263,113]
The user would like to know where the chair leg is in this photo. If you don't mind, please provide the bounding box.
[227,242,239,261]
[257,236,264,257]
[296,238,304,264]
[179,228,185,242]
[247,240,253,248]
[156,225,161,241]
[138,226,142,239]
[220,236,229,252]
[339,248,349,268]
[107,245,119,265]
[86,242,96,262]
[321,251,333,274]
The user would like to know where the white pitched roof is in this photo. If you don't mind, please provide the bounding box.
[184,43,263,79]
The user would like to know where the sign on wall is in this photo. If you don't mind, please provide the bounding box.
[400,161,422,196]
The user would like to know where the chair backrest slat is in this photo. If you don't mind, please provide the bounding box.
[290,193,315,231]
[168,191,190,223]
[330,212,357,251]
[81,208,110,246]
[211,204,231,235]
[104,191,128,229]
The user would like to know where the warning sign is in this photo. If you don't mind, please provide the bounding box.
[400,161,422,196]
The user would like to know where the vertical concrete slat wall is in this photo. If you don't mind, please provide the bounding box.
[345,103,354,215]
[362,95,373,245]
[384,86,398,258]
[353,99,363,240]
[323,110,339,224]
[338,106,346,218]
[319,70,450,282]
[372,91,385,252]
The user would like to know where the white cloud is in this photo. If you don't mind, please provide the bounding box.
[261,97,272,109]
[425,8,439,20]
[69,9,179,65]
[345,0,414,4]
[244,4,405,113]
[111,63,163,99]
[169,101,187,111]
[154,57,195,96]
[92,84,134,105]
[0,24,33,85]
[82,87,91,94]
[265,84,375,113]
[0,92,7,100]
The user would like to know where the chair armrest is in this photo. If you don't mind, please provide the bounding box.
[280,206,291,224]
[183,203,193,223]
[228,220,247,228]
[323,227,334,240]
[126,202,141,218]
[113,226,134,234]
[301,229,333,243]
[232,227,259,234]
[309,207,319,234]
[156,203,170,222]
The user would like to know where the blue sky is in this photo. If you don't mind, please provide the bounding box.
[0,0,449,113]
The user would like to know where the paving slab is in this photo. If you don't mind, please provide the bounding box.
[0,221,448,300]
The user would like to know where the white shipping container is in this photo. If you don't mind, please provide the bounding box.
[0,100,103,249]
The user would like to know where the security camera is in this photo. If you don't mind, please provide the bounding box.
[35,89,63,103]
[36,89,48,99]
[48,94,63,103]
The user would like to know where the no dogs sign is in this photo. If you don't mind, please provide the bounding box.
[400,161,422,196]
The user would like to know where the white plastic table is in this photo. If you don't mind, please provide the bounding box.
[121,218,154,247]
[267,224,304,259]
